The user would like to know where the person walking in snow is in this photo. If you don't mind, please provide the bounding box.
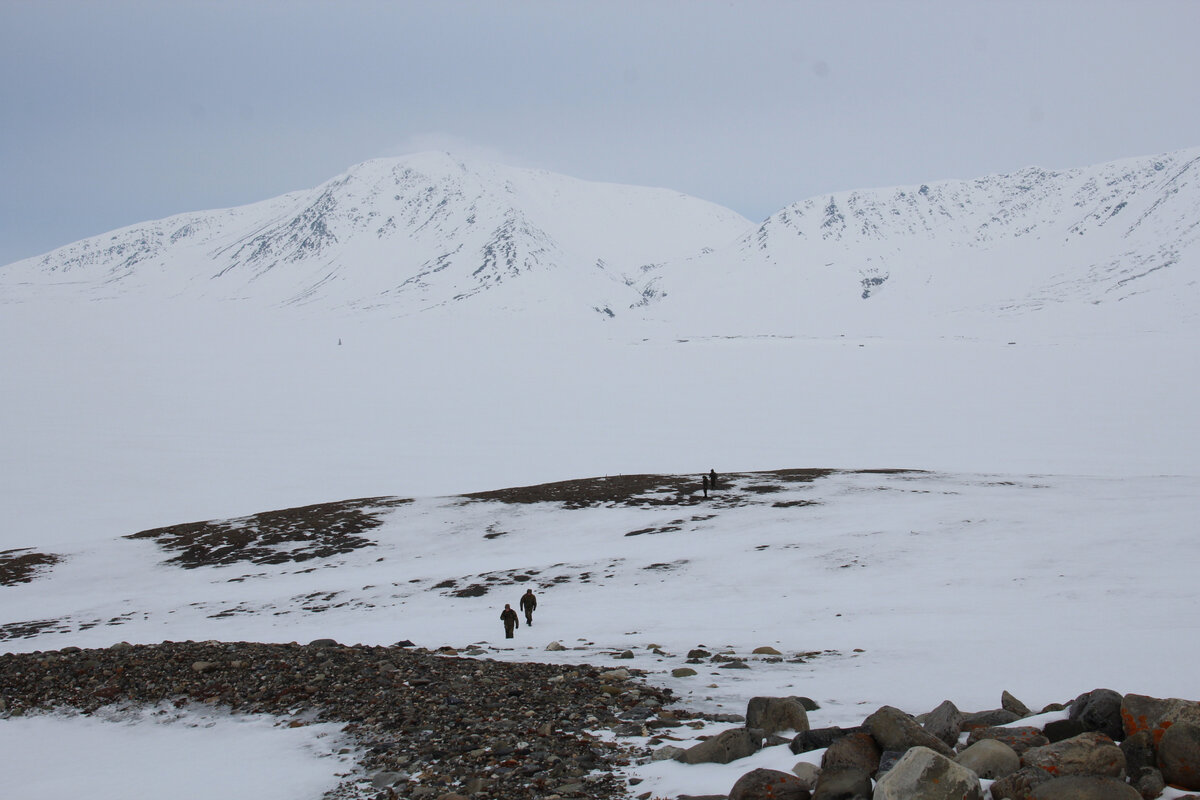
[519,588,537,626]
[702,474,709,499]
[709,469,719,490]
[501,603,520,638]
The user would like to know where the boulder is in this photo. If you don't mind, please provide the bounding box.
[1132,766,1165,800]
[747,696,811,736]
[729,767,811,800]
[1029,776,1141,800]
[1021,732,1125,778]
[791,726,860,755]
[672,667,698,678]
[819,732,880,776]
[651,745,686,761]
[790,762,820,790]
[1070,689,1125,741]
[1043,719,1088,743]
[687,648,712,659]
[873,746,983,800]
[1158,721,1200,790]
[1003,691,1035,718]
[966,726,1049,754]
[752,646,783,656]
[865,705,955,757]
[545,641,566,651]
[1121,693,1200,744]
[990,765,1055,800]
[1120,730,1157,776]
[923,700,965,748]
[812,765,872,800]
[956,738,1021,780]
[676,727,762,765]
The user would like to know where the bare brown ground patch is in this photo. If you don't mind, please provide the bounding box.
[125,497,411,569]
[0,548,62,586]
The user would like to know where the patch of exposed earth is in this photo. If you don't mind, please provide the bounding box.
[125,497,412,568]
[0,548,62,586]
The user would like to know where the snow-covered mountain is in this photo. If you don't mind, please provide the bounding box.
[637,147,1200,334]
[0,152,751,317]
[4,147,1197,332]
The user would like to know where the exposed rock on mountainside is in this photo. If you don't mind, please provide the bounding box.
[3,148,1197,330]
[0,153,750,316]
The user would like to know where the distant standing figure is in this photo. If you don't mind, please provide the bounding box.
[702,474,709,499]
[501,604,519,638]
[519,588,537,626]
[710,469,719,490]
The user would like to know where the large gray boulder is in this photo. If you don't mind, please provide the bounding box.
[989,765,1055,800]
[956,738,1021,780]
[1157,721,1200,790]
[923,700,965,748]
[747,696,811,736]
[1021,732,1125,778]
[865,706,955,758]
[676,727,763,765]
[729,767,811,800]
[1069,689,1125,741]
[1029,776,1141,800]
[1121,693,1200,742]
[812,765,871,800]
[873,746,983,800]
[1003,691,1035,718]
[819,732,880,776]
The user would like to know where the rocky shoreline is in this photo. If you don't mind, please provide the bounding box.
[4,640,1200,800]
[0,639,683,800]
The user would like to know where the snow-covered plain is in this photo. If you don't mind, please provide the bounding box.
[2,148,1199,798]
[2,297,1198,798]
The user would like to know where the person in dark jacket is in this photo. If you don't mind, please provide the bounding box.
[501,604,519,638]
[709,469,719,490]
[519,589,537,625]
[702,474,709,498]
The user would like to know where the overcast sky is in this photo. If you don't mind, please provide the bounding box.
[2,0,1198,265]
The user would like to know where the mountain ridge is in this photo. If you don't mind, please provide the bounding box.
[4,147,1198,332]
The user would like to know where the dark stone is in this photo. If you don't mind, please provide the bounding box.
[1069,689,1125,741]
[1158,721,1200,791]
[989,765,1055,800]
[791,726,861,755]
[820,732,881,776]
[1030,776,1141,800]
[865,705,955,757]
[1022,732,1126,778]
[1003,691,1034,718]
[811,766,872,800]
[1043,718,1088,743]
[746,696,811,736]
[729,767,811,800]
[676,727,762,765]
[923,699,965,748]
[1133,766,1165,800]
[965,725,1049,754]
[1120,730,1157,776]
